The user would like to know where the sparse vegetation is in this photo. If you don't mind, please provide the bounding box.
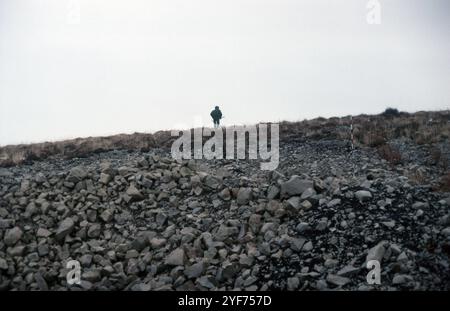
[1,110,449,169]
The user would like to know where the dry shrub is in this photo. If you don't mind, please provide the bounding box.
[415,134,428,145]
[407,168,429,185]
[367,132,387,147]
[378,143,402,165]
[436,172,450,192]
[414,125,445,145]
[393,121,420,140]
[0,133,159,167]
[428,146,448,172]
[430,147,449,172]
[442,157,449,172]
[354,126,386,147]
[430,146,442,165]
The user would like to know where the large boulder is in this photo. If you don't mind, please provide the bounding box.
[55,218,75,241]
[66,166,88,183]
[366,241,387,264]
[165,248,185,266]
[236,188,252,205]
[125,184,145,202]
[4,226,23,246]
[355,190,372,202]
[184,261,205,279]
[280,176,313,198]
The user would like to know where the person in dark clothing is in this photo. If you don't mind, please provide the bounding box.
[210,106,223,128]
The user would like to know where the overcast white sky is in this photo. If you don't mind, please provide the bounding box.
[0,0,449,145]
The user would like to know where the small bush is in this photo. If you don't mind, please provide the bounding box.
[430,147,442,165]
[382,107,400,117]
[437,172,450,192]
[378,143,402,165]
[358,129,386,147]
[407,168,429,185]
[368,133,386,147]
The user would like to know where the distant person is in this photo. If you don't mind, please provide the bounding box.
[210,106,223,128]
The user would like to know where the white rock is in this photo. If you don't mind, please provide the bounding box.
[355,190,372,202]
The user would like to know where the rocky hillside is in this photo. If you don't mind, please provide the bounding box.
[0,110,449,291]
[1,110,449,168]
